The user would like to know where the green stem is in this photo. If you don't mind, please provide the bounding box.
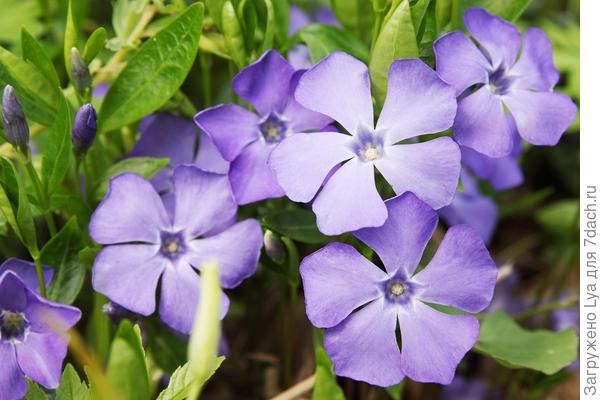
[20,154,57,236]
[515,295,579,322]
[200,52,212,107]
[33,256,47,297]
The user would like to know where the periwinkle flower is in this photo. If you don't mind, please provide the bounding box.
[300,193,497,386]
[434,7,578,157]
[439,171,498,244]
[130,112,228,193]
[195,50,333,205]
[89,165,262,334]
[72,103,97,156]
[270,52,461,235]
[0,258,53,294]
[0,270,80,400]
[2,85,29,154]
[288,6,340,69]
[460,141,524,191]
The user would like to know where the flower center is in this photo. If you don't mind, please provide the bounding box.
[353,127,384,162]
[488,65,514,95]
[362,145,381,161]
[386,280,407,299]
[259,112,289,143]
[0,310,29,342]
[160,231,186,259]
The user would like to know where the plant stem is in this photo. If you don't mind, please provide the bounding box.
[270,374,316,400]
[515,295,579,321]
[20,154,57,236]
[33,255,47,297]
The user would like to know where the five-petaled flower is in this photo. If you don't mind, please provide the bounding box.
[269,52,461,235]
[434,7,578,157]
[195,49,333,205]
[0,262,80,400]
[300,193,497,386]
[89,165,263,334]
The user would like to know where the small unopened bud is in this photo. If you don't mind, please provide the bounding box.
[1,85,30,154]
[264,230,286,263]
[72,104,97,155]
[70,48,92,95]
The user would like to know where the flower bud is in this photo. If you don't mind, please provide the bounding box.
[72,104,97,155]
[70,48,92,95]
[263,230,286,264]
[1,85,30,154]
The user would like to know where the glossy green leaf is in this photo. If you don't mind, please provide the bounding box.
[0,47,59,125]
[260,0,275,55]
[330,0,373,42]
[536,199,579,236]
[41,95,73,197]
[222,1,247,68]
[386,382,405,400]
[263,207,330,244]
[90,157,169,201]
[294,24,370,64]
[83,27,108,64]
[435,0,453,31]
[312,330,344,400]
[0,157,22,243]
[21,27,61,89]
[0,0,42,43]
[238,0,257,54]
[106,320,150,400]
[205,0,227,30]
[41,217,86,304]
[56,364,91,400]
[25,379,48,400]
[271,0,289,46]
[98,3,203,133]
[156,358,225,400]
[369,0,419,106]
[64,0,78,81]
[475,310,578,374]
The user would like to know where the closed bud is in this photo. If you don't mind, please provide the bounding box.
[72,104,97,155]
[264,230,286,264]
[70,48,92,95]
[1,85,30,154]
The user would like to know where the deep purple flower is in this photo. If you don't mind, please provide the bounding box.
[89,165,263,334]
[300,193,497,386]
[130,112,229,193]
[72,103,97,156]
[0,271,80,400]
[434,7,577,157]
[195,50,332,205]
[439,171,499,244]
[0,259,53,294]
[270,52,461,235]
[2,85,29,154]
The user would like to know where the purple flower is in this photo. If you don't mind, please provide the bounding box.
[195,50,332,205]
[300,193,497,386]
[130,112,229,193]
[434,7,578,157]
[0,259,53,294]
[89,165,263,334]
[0,271,80,400]
[441,377,492,400]
[270,52,461,235]
[461,142,524,191]
[439,171,499,244]
[72,103,97,156]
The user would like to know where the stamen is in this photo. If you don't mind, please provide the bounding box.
[160,231,186,259]
[362,146,381,161]
[0,310,29,342]
[259,113,289,143]
[387,280,406,298]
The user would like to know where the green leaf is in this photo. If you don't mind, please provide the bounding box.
[106,320,150,400]
[0,0,43,43]
[25,379,48,400]
[263,207,330,244]
[271,0,289,46]
[16,165,38,256]
[41,95,73,197]
[536,199,579,236]
[90,157,169,202]
[56,364,91,400]
[157,358,225,400]
[40,217,86,304]
[238,0,257,54]
[369,0,419,106]
[21,27,61,89]
[111,0,151,50]
[0,47,59,125]
[50,187,92,228]
[330,0,373,42]
[451,0,532,28]
[293,24,370,64]
[64,0,79,81]
[83,27,108,64]
[475,310,578,374]
[0,157,22,243]
[386,382,405,400]
[205,0,227,30]
[222,1,247,68]
[312,330,344,400]
[435,0,453,31]
[98,3,203,133]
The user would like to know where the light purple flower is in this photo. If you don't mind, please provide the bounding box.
[300,193,497,386]
[0,259,53,294]
[434,7,578,157]
[131,112,229,193]
[270,52,461,235]
[195,50,332,205]
[461,142,524,191]
[439,171,499,244]
[0,271,80,400]
[89,165,263,334]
